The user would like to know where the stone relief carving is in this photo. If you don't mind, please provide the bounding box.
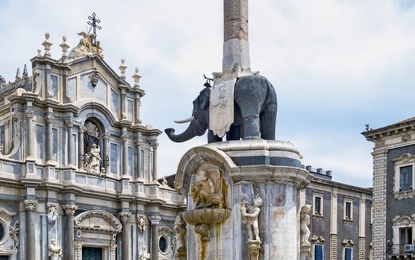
[68,32,104,60]
[139,246,150,260]
[48,238,62,260]
[137,214,146,233]
[190,169,225,209]
[90,70,100,87]
[9,220,20,249]
[47,202,59,224]
[174,214,186,250]
[300,205,311,246]
[182,167,230,242]
[240,195,262,242]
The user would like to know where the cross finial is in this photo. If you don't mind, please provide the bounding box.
[87,12,102,45]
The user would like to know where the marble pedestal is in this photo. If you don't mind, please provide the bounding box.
[174,140,311,260]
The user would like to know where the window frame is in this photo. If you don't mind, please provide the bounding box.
[393,153,415,199]
[343,197,354,222]
[313,192,324,218]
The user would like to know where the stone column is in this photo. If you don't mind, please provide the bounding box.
[78,126,85,169]
[135,138,143,179]
[330,188,338,260]
[24,199,38,260]
[358,197,366,260]
[223,0,250,70]
[122,133,128,176]
[65,120,74,166]
[151,141,158,182]
[45,115,54,162]
[102,132,110,173]
[26,107,35,159]
[119,212,131,260]
[63,204,78,260]
[149,215,161,260]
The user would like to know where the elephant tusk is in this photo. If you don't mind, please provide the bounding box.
[174,116,195,124]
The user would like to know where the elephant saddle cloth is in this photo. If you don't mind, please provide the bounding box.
[209,79,236,137]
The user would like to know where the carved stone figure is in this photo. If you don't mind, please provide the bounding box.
[190,170,214,208]
[165,74,277,143]
[174,214,186,250]
[84,143,101,175]
[300,205,311,245]
[48,239,62,260]
[240,195,263,241]
[9,220,20,249]
[68,32,104,59]
[137,214,146,233]
[139,246,150,260]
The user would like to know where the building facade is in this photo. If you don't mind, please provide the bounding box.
[302,166,372,260]
[363,119,415,259]
[0,31,183,260]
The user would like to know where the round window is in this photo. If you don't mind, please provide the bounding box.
[159,236,167,253]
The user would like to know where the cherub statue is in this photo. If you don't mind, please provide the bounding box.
[174,214,186,249]
[240,195,263,241]
[300,205,311,245]
[48,239,62,260]
[190,170,214,208]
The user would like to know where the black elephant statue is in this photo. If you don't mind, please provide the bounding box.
[165,74,277,143]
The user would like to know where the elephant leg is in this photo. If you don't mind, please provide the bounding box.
[226,124,240,141]
[208,130,222,143]
[243,115,260,139]
[260,102,277,140]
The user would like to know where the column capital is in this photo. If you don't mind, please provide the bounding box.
[44,115,54,124]
[150,141,159,149]
[149,215,161,225]
[121,134,129,142]
[65,120,74,128]
[102,132,111,140]
[135,139,144,146]
[62,204,78,215]
[24,200,38,211]
[25,109,34,118]
[119,212,131,223]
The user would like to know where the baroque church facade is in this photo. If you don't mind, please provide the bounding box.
[0,31,183,260]
[0,27,375,260]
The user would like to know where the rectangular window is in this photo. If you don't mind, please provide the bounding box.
[344,198,353,220]
[110,143,118,174]
[51,75,58,100]
[400,227,413,245]
[400,165,413,191]
[128,147,134,177]
[345,202,352,219]
[315,245,323,260]
[36,124,43,159]
[344,248,352,260]
[313,193,323,216]
[52,128,57,161]
[140,150,144,178]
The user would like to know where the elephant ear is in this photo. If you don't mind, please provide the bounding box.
[199,87,211,110]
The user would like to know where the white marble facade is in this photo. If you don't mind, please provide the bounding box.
[0,31,182,260]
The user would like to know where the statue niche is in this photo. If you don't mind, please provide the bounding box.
[83,121,103,175]
[182,167,230,241]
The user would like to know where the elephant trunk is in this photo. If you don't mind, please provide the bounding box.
[165,124,200,143]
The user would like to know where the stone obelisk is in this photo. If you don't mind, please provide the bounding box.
[223,0,250,71]
[173,1,312,259]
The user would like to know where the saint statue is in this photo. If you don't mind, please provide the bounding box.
[48,239,62,260]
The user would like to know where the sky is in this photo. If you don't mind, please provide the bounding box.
[1,0,415,188]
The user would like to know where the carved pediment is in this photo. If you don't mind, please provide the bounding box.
[74,210,121,233]
[0,208,15,222]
